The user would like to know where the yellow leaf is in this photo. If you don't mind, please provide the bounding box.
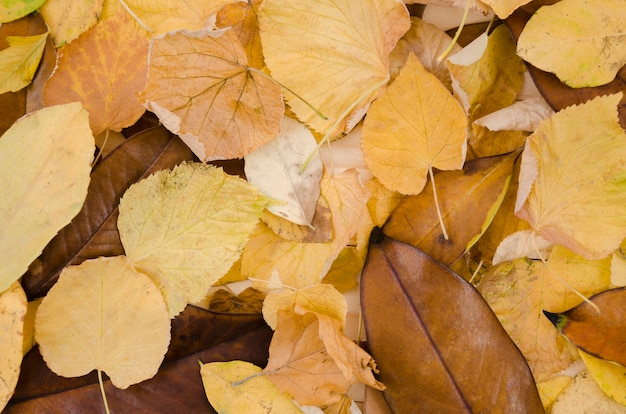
[517,0,626,88]
[200,360,303,414]
[579,349,626,406]
[0,281,27,411]
[536,376,573,412]
[142,28,283,161]
[258,0,410,137]
[39,0,103,46]
[0,103,94,293]
[362,53,467,195]
[0,32,47,93]
[0,0,47,23]
[35,256,171,389]
[551,370,626,413]
[43,11,148,135]
[216,0,264,69]
[479,245,611,381]
[262,284,347,330]
[321,246,362,293]
[480,0,532,18]
[118,162,269,316]
[123,0,238,35]
[516,93,626,259]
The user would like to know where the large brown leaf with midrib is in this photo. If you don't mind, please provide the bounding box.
[20,126,196,300]
[361,237,543,413]
[7,306,271,413]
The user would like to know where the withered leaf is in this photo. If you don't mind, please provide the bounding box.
[361,237,543,413]
[21,126,195,300]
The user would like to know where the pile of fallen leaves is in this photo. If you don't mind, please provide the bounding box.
[1,0,625,412]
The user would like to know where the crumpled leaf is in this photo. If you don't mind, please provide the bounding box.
[258,0,410,137]
[142,28,283,161]
[39,0,103,46]
[200,360,303,413]
[43,10,149,135]
[383,152,517,265]
[0,0,47,23]
[517,0,626,88]
[479,245,611,381]
[123,0,238,35]
[0,32,47,94]
[579,350,626,406]
[118,162,269,316]
[544,287,626,367]
[263,307,383,407]
[35,256,171,389]
[245,116,323,226]
[0,281,27,411]
[515,93,626,259]
[21,126,195,300]
[0,103,93,293]
[361,237,543,413]
[362,53,467,195]
[262,284,347,330]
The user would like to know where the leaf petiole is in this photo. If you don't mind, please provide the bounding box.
[97,369,111,414]
[118,0,154,32]
[429,166,449,240]
[437,0,473,63]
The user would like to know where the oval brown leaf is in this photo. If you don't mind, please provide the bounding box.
[544,287,626,367]
[20,126,195,299]
[383,152,518,265]
[361,237,543,413]
[505,4,626,129]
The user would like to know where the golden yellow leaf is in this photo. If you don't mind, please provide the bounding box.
[0,32,47,93]
[44,11,149,135]
[118,162,269,316]
[480,0,532,18]
[517,0,626,88]
[0,0,47,23]
[579,350,626,406]
[258,0,410,137]
[536,376,573,412]
[262,284,347,330]
[200,360,303,414]
[0,281,27,411]
[35,256,170,389]
[321,246,362,292]
[142,28,283,161]
[216,0,264,69]
[362,53,467,195]
[0,103,94,293]
[479,245,611,381]
[516,93,626,259]
[123,0,238,35]
[39,0,103,46]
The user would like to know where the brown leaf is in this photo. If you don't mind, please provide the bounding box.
[383,152,518,265]
[8,307,270,413]
[505,4,626,129]
[544,287,626,367]
[20,126,195,300]
[361,237,543,413]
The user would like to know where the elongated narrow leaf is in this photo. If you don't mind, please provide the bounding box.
[21,126,195,300]
[0,103,94,293]
[0,282,27,411]
[361,237,543,413]
[384,152,517,265]
[544,287,626,367]
[0,0,46,23]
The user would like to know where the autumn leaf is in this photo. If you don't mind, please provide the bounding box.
[0,0,46,23]
[35,256,171,389]
[0,103,94,293]
[43,10,149,136]
[544,287,626,367]
[550,370,626,413]
[142,28,283,161]
[39,0,103,46]
[258,0,410,137]
[362,53,467,195]
[481,0,533,18]
[216,0,264,69]
[515,93,626,259]
[244,116,323,226]
[122,0,238,35]
[0,32,47,94]
[118,162,270,316]
[0,282,27,411]
[578,350,626,406]
[479,245,611,381]
[516,0,626,88]
[200,360,303,413]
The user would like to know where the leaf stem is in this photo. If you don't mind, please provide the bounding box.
[429,166,449,240]
[437,0,473,63]
[92,129,109,167]
[118,0,154,32]
[97,369,111,414]
[531,233,600,313]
